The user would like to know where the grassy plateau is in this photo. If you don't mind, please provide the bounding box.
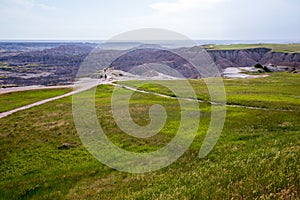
[203,43,300,53]
[0,73,299,199]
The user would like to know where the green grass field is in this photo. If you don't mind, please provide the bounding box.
[0,73,299,199]
[0,88,73,113]
[122,73,300,111]
[203,43,300,53]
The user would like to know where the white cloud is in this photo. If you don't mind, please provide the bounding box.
[150,0,227,13]
[120,0,228,39]
[3,0,56,11]
[6,0,34,8]
[37,3,56,11]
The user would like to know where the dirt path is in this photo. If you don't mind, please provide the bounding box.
[0,80,108,119]
[0,91,76,119]
[0,85,74,95]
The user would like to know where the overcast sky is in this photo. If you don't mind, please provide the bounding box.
[0,0,299,40]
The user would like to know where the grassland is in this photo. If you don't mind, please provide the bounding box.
[123,73,300,111]
[0,88,72,113]
[0,73,299,199]
[203,43,300,53]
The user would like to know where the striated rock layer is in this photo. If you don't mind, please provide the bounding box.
[207,48,300,69]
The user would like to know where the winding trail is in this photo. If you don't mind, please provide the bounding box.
[111,83,205,102]
[112,83,293,112]
[0,81,293,119]
[0,90,77,119]
[0,80,108,119]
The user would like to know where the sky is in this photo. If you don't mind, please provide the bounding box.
[0,0,299,41]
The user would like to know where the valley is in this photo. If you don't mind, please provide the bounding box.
[0,42,299,87]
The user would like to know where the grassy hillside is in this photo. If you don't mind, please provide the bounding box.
[0,73,299,199]
[203,43,300,53]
